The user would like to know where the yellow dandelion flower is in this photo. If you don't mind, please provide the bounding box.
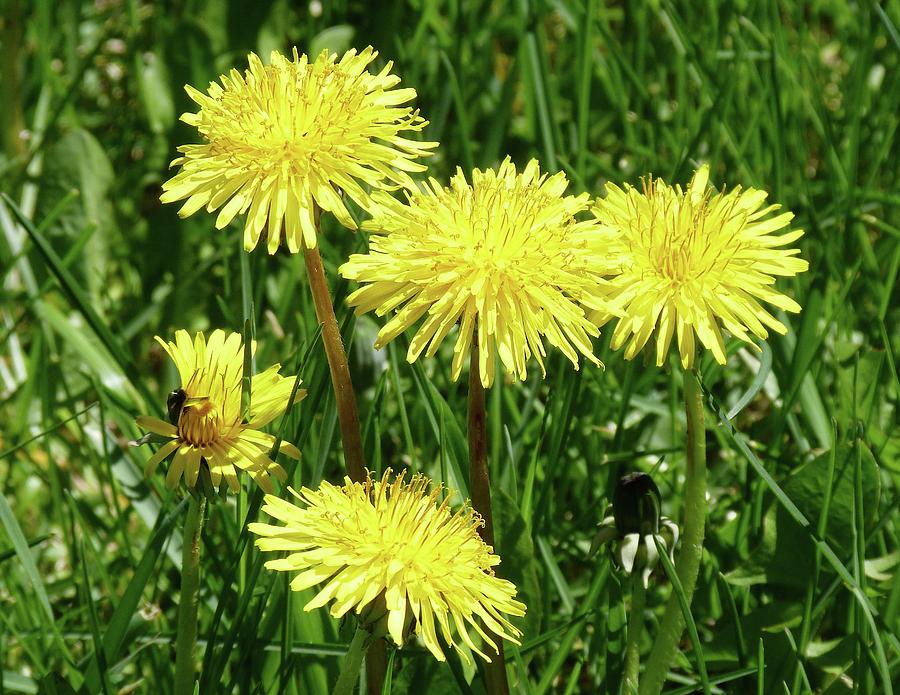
[592,165,809,369]
[136,329,304,493]
[249,469,526,663]
[339,157,616,387]
[160,46,437,254]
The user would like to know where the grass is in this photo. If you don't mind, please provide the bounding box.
[1,0,899,693]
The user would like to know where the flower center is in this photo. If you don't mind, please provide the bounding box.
[204,61,368,177]
[629,180,741,286]
[178,400,221,448]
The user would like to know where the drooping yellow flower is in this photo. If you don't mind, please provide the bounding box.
[339,158,616,387]
[592,165,809,369]
[249,469,526,663]
[160,47,437,254]
[136,330,304,493]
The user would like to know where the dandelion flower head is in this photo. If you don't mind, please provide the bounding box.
[592,165,809,368]
[160,47,437,253]
[340,158,616,387]
[249,469,526,663]
[136,329,304,493]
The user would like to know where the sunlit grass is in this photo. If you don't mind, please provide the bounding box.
[0,2,898,694]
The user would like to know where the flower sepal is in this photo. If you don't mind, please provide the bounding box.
[195,461,229,503]
[592,472,680,588]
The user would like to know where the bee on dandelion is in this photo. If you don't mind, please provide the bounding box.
[135,329,304,493]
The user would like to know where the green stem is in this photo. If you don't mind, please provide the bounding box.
[332,625,371,695]
[174,494,206,695]
[468,336,509,695]
[639,368,707,695]
[623,574,647,693]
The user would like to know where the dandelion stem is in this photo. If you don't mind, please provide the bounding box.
[302,210,382,693]
[302,237,366,485]
[174,494,205,695]
[468,334,509,695]
[639,368,707,695]
[623,574,647,692]
[332,625,371,695]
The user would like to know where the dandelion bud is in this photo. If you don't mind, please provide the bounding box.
[613,471,662,536]
[593,472,680,588]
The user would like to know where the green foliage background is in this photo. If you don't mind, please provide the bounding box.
[1,0,898,693]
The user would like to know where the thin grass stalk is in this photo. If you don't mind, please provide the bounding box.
[639,367,707,695]
[173,494,206,695]
[468,334,509,695]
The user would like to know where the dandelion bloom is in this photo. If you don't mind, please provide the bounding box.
[136,330,304,492]
[249,470,526,663]
[160,47,437,253]
[339,158,615,387]
[592,165,809,368]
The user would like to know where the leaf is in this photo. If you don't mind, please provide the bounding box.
[726,443,881,588]
[704,601,803,665]
[309,26,356,59]
[493,488,542,648]
[34,129,115,302]
[137,52,176,134]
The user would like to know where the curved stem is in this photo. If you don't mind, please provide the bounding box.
[303,242,367,484]
[639,368,707,695]
[332,625,371,695]
[174,494,206,695]
[623,574,647,693]
[468,337,509,695]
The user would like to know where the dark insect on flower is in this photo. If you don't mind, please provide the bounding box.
[167,389,187,425]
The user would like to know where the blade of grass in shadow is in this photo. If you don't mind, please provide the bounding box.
[653,535,710,695]
[438,51,473,173]
[715,573,747,667]
[663,667,757,695]
[727,342,772,421]
[534,561,609,695]
[387,343,417,470]
[756,638,764,695]
[77,538,110,695]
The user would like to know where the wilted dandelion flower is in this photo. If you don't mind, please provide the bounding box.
[160,47,437,253]
[249,469,526,663]
[136,330,304,492]
[339,158,615,387]
[592,165,809,368]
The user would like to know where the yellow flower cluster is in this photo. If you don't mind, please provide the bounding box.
[133,43,810,680]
